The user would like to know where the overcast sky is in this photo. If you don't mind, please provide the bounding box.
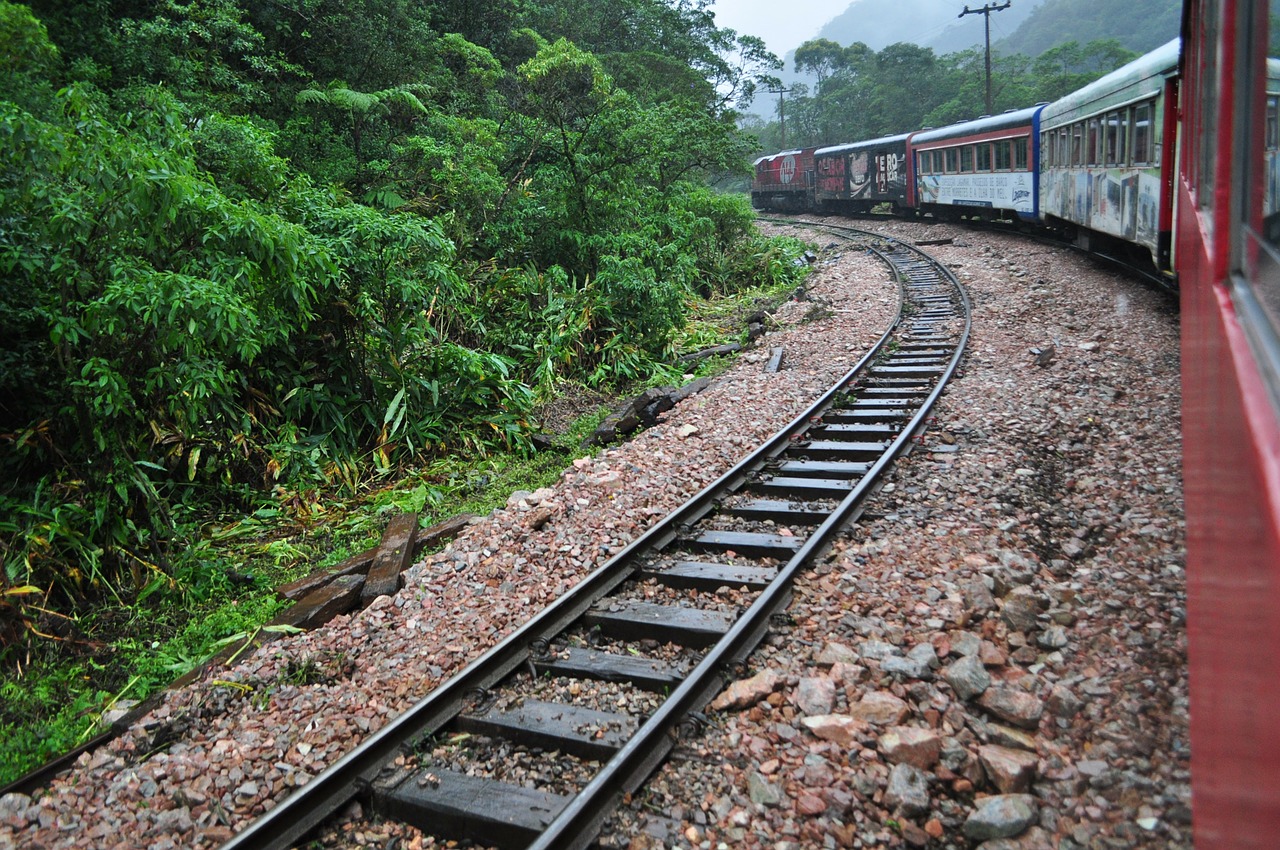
[709,0,850,57]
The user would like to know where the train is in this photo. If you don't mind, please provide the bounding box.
[751,36,1280,285]
[755,3,1280,845]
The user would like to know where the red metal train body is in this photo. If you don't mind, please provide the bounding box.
[1178,0,1280,845]
[752,2,1280,843]
[750,147,817,212]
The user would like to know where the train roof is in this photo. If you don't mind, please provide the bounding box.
[815,133,911,157]
[752,148,811,166]
[1041,39,1180,125]
[910,105,1045,147]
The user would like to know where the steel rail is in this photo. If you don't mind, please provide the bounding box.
[525,236,972,850]
[220,226,912,850]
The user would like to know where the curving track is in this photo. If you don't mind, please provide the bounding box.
[221,233,971,850]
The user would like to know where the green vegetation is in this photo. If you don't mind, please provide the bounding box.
[0,0,811,782]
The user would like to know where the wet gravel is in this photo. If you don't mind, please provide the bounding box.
[0,220,1186,850]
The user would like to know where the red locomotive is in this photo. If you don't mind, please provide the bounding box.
[750,147,817,212]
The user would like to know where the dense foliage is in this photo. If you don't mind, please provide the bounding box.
[0,0,806,664]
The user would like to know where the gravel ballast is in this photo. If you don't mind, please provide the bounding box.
[0,220,1187,850]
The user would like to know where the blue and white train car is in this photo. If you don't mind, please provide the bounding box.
[911,105,1046,223]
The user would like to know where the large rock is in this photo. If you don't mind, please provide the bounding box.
[1000,587,1046,633]
[961,578,997,615]
[964,794,1039,841]
[793,677,837,716]
[884,763,931,817]
[882,654,933,681]
[712,670,780,711]
[816,642,859,667]
[801,714,867,748]
[849,691,911,726]
[747,772,783,807]
[978,745,1039,793]
[944,654,991,701]
[879,726,943,770]
[975,826,1056,850]
[978,686,1045,730]
[1046,684,1082,718]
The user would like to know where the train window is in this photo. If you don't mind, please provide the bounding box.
[1016,137,1029,170]
[1104,112,1119,166]
[995,140,1012,171]
[1118,109,1130,166]
[1134,103,1152,166]
[1058,128,1069,166]
[977,143,992,171]
[1087,117,1101,165]
[945,147,959,172]
[1071,123,1083,165]
[919,151,930,173]
[1268,96,1279,151]
[1235,2,1280,395]
[1193,3,1220,210]
[960,146,974,172]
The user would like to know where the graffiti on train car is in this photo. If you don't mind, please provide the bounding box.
[1042,168,1163,250]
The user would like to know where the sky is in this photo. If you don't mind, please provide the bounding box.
[709,0,851,58]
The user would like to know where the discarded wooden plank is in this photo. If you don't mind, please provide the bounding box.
[676,342,741,365]
[669,376,712,404]
[361,513,420,606]
[765,346,784,373]
[418,512,474,548]
[274,574,366,630]
[276,512,472,601]
[276,545,377,601]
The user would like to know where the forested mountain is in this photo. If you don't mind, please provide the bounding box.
[995,0,1182,56]
[745,0,1179,150]
[810,0,1047,55]
[793,0,1177,57]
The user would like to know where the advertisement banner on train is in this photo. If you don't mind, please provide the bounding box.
[918,171,1035,214]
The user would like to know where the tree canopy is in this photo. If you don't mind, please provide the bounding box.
[0,0,803,650]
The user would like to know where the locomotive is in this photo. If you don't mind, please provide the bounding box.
[757,4,1280,844]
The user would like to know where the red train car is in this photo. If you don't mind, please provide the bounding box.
[1178,0,1280,845]
[750,147,817,212]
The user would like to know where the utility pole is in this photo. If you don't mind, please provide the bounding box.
[768,86,792,149]
[959,1,1012,115]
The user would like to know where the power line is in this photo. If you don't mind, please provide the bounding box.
[768,86,792,148]
[959,1,1012,115]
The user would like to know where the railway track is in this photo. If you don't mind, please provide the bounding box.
[762,210,1176,293]
[222,232,971,850]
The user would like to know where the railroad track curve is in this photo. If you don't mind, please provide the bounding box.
[223,231,972,850]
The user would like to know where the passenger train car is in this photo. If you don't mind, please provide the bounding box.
[1177,0,1280,846]
[754,4,1280,844]
[912,105,1043,224]
[1040,40,1180,273]
[813,133,911,215]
